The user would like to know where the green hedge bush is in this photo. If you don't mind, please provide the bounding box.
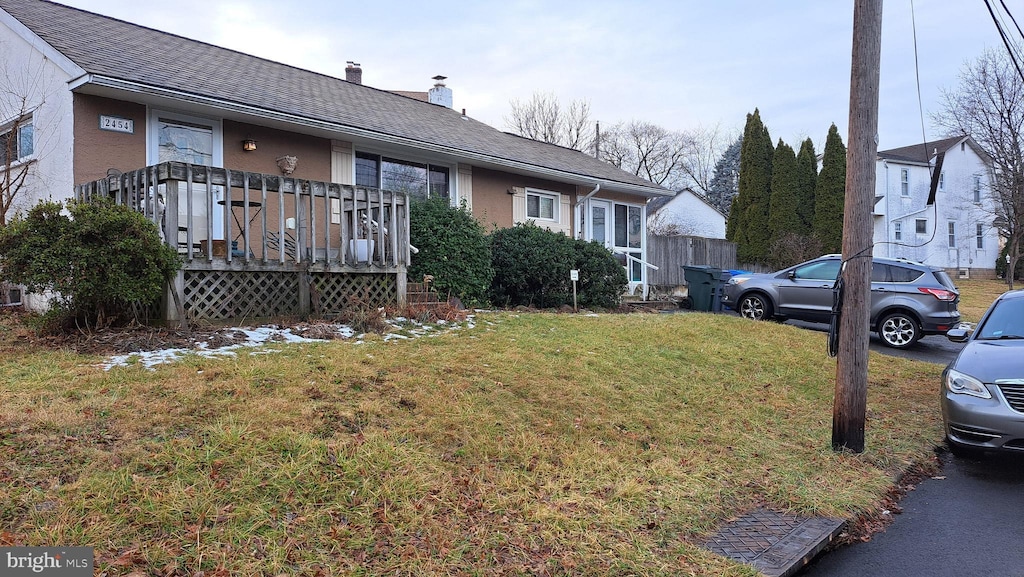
[489,222,626,309]
[409,198,493,306]
[0,199,180,331]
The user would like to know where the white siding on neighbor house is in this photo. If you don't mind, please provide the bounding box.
[0,16,76,213]
[0,15,78,312]
[647,190,726,239]
[873,140,1000,273]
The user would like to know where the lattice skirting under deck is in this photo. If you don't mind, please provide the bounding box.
[181,270,397,322]
[310,272,396,315]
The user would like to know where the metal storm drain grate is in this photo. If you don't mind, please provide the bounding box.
[702,508,845,577]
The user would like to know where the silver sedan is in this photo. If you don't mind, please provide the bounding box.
[941,289,1024,456]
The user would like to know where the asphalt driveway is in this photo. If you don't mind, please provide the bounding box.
[799,450,1024,576]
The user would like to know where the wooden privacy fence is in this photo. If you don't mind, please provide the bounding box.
[646,235,739,287]
[74,162,411,323]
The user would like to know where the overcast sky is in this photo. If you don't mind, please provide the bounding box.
[56,0,1007,153]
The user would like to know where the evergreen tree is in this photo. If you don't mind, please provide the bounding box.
[814,124,847,254]
[707,135,743,214]
[767,139,799,247]
[795,138,818,232]
[735,109,774,264]
[726,196,739,241]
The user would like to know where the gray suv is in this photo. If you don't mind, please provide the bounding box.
[720,254,960,348]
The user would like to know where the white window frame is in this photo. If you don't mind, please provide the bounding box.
[526,188,560,223]
[147,109,223,167]
[938,172,945,191]
[976,223,985,249]
[0,113,34,166]
[900,168,910,196]
[973,175,982,203]
[916,219,927,235]
[894,221,902,241]
[947,221,956,248]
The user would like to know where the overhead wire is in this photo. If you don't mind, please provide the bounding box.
[985,0,1024,82]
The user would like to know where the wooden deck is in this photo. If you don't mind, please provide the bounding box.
[75,162,411,323]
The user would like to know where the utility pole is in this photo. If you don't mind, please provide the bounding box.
[833,0,882,453]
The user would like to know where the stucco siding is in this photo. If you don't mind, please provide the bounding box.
[470,167,577,231]
[73,94,146,184]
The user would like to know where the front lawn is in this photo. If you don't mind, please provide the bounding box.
[0,311,944,576]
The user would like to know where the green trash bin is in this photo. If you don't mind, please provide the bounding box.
[682,265,724,312]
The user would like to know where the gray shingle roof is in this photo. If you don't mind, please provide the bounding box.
[0,0,667,195]
[877,135,967,164]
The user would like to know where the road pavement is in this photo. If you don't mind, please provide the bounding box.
[782,319,965,365]
[798,450,1024,576]
[777,318,1024,576]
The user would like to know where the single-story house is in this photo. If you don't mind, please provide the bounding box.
[646,187,727,239]
[0,0,669,320]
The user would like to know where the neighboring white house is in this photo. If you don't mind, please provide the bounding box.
[646,187,727,239]
[873,136,1000,278]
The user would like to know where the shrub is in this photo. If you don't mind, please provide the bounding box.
[489,222,626,308]
[996,244,1024,280]
[409,198,493,306]
[0,199,180,331]
[573,238,629,308]
[768,232,823,270]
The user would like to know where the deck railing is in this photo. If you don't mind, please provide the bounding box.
[74,162,411,272]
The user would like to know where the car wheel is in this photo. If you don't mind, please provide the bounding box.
[738,293,772,321]
[878,312,919,349]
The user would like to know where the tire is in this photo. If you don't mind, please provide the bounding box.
[878,312,920,349]
[738,293,772,321]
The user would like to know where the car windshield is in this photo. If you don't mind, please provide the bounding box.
[976,297,1024,340]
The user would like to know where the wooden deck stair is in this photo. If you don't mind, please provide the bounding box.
[406,282,442,307]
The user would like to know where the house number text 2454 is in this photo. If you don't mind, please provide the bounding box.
[99,115,134,134]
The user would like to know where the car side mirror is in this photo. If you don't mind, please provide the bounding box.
[788,270,796,280]
[946,328,969,343]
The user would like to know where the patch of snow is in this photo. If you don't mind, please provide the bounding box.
[101,316,482,371]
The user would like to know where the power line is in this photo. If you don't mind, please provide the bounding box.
[984,0,1024,82]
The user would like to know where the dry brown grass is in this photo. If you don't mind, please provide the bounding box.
[954,278,1011,323]
[0,310,944,576]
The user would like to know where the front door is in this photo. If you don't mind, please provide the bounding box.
[148,111,224,242]
[589,200,612,249]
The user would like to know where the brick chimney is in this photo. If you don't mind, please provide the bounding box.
[428,75,453,108]
[346,61,362,85]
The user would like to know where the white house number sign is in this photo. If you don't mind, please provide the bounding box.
[99,115,134,134]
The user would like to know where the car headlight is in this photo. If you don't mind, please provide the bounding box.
[945,368,991,399]
[728,277,749,286]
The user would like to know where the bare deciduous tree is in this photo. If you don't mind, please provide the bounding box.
[505,91,594,151]
[934,49,1024,288]
[505,93,732,195]
[678,123,733,196]
[600,120,690,190]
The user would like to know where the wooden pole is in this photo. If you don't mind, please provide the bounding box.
[833,0,882,453]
